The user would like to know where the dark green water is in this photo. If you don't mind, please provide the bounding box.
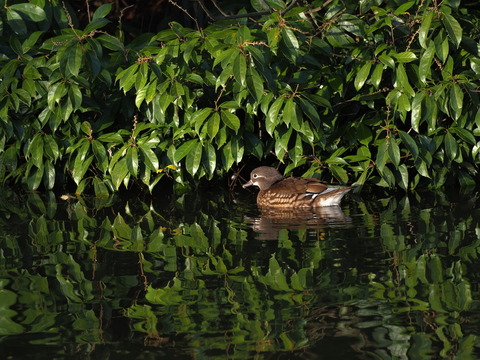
[1,186,480,359]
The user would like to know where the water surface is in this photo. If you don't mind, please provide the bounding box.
[0,186,479,359]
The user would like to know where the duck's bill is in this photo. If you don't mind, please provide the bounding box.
[242,180,254,188]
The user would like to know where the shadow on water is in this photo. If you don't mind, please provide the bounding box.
[1,185,480,359]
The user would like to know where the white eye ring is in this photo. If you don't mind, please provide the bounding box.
[253,173,258,178]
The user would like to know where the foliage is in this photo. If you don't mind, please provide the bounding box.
[1,189,480,357]
[0,0,480,194]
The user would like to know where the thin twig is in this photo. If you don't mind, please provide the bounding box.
[168,0,199,30]
[212,0,298,20]
[195,0,216,21]
[305,0,334,14]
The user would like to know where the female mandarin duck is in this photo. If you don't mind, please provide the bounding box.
[243,166,352,208]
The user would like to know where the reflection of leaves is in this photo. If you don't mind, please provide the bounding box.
[145,283,184,305]
[0,289,24,335]
[2,188,480,356]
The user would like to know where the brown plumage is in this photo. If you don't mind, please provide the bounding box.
[243,166,352,208]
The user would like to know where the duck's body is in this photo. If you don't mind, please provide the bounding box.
[243,166,352,208]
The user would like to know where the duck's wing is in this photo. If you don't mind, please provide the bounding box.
[268,177,329,195]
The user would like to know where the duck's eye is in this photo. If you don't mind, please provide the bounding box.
[253,173,258,178]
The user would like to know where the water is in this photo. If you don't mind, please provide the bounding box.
[0,186,480,359]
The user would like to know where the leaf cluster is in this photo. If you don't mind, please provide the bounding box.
[0,0,480,194]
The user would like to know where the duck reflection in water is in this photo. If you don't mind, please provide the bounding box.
[247,206,352,240]
[242,166,353,240]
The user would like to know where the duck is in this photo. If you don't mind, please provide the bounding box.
[242,166,352,208]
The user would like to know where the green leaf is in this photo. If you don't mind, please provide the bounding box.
[67,44,83,77]
[395,64,414,97]
[43,161,56,190]
[276,127,292,155]
[116,64,139,93]
[450,84,463,120]
[281,27,299,50]
[84,18,110,33]
[394,1,414,15]
[434,33,449,63]
[330,165,349,184]
[387,138,400,168]
[398,130,419,159]
[27,164,44,191]
[442,13,462,48]
[354,61,372,91]
[232,52,247,87]
[419,42,435,84]
[419,11,433,49]
[73,154,93,185]
[265,0,286,10]
[221,110,240,133]
[411,92,424,133]
[378,54,395,69]
[97,133,124,144]
[28,134,44,166]
[379,165,395,188]
[44,135,60,161]
[283,98,301,130]
[139,145,159,171]
[397,94,411,113]
[92,140,108,173]
[9,3,46,22]
[376,138,389,173]
[451,127,475,145]
[191,108,213,133]
[444,131,458,161]
[185,140,202,175]
[266,96,285,135]
[202,142,216,177]
[393,51,417,63]
[92,3,113,20]
[93,177,110,197]
[396,164,409,190]
[126,146,139,177]
[111,158,129,190]
[236,25,251,43]
[22,31,43,52]
[206,112,220,139]
[174,139,197,163]
[246,67,264,101]
[7,9,27,35]
[371,63,384,89]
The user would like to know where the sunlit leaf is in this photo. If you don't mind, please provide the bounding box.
[221,110,240,133]
[111,157,129,189]
[126,146,139,177]
[266,96,284,136]
[387,138,400,168]
[411,92,424,133]
[232,52,246,87]
[185,141,202,175]
[9,3,46,22]
[419,42,435,84]
[354,61,372,91]
[371,63,384,89]
[442,12,462,48]
[419,11,433,49]
[444,131,458,161]
[174,139,197,163]
[393,51,417,63]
